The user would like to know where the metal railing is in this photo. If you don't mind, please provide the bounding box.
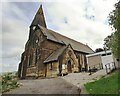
[105,62,116,74]
[89,63,103,75]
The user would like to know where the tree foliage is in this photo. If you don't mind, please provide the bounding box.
[103,34,113,50]
[1,72,19,93]
[109,0,120,59]
[95,48,104,53]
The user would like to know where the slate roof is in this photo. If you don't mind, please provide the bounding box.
[30,5,47,28]
[38,25,94,54]
[44,46,67,64]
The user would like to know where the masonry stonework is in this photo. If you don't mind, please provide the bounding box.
[18,5,94,79]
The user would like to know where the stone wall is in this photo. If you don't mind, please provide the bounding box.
[46,62,59,77]
[62,45,79,73]
[18,28,88,79]
[41,40,63,60]
[37,40,63,76]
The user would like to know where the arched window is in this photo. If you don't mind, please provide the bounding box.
[68,50,72,57]
[32,26,36,30]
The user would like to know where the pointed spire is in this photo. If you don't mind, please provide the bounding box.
[30,5,47,28]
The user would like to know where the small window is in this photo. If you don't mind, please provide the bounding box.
[49,63,52,70]
[32,26,36,30]
[101,54,106,56]
[28,55,32,66]
[68,50,72,56]
[24,56,26,60]
[62,64,65,70]
[35,39,39,43]
[107,52,111,55]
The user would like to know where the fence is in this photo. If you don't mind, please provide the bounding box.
[89,63,103,75]
[105,62,116,74]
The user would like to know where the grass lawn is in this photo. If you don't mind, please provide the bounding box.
[85,70,120,95]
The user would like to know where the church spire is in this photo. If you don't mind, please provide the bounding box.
[30,5,47,28]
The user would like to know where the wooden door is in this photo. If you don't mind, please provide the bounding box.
[67,60,72,73]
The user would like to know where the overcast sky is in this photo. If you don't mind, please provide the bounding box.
[1,0,117,73]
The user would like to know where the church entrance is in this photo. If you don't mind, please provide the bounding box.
[67,60,72,73]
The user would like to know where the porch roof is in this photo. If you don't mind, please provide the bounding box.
[43,46,67,64]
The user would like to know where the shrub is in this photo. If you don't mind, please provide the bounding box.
[1,72,19,93]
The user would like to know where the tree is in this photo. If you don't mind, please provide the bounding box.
[103,34,113,50]
[109,0,120,67]
[95,48,104,53]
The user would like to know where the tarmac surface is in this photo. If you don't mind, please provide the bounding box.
[4,78,80,94]
[3,69,107,95]
[62,69,107,94]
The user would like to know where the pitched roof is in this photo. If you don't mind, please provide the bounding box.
[38,25,94,54]
[44,46,67,64]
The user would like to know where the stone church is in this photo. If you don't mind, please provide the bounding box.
[18,5,94,79]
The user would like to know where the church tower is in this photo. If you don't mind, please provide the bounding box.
[30,5,46,28]
[29,5,47,39]
[18,5,47,79]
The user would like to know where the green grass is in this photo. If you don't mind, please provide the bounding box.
[85,70,120,95]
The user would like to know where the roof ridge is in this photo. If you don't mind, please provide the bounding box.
[39,25,94,53]
[46,27,88,47]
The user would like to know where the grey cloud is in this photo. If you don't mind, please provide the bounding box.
[2,58,19,73]
[1,1,116,72]
[1,2,45,73]
[1,2,37,72]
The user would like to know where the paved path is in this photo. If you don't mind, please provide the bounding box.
[62,69,107,94]
[4,78,80,94]
[3,69,107,95]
